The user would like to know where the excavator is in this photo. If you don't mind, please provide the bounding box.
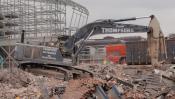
[14,15,167,80]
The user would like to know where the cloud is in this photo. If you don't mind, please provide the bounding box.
[75,0,175,9]
[74,0,175,34]
[115,0,175,9]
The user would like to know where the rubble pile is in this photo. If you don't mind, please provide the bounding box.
[0,68,34,88]
[0,64,174,99]
[62,77,105,99]
[166,89,175,99]
[79,64,125,80]
[0,68,65,99]
[78,64,175,99]
[0,68,39,98]
[124,91,147,99]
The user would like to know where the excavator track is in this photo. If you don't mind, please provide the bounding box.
[19,62,94,81]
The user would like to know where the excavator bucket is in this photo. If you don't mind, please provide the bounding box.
[147,15,167,66]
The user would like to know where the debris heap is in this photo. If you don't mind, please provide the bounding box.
[0,68,65,99]
[0,64,175,99]
[62,77,105,99]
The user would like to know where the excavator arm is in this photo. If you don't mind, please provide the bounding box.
[64,17,149,52]
[64,15,167,66]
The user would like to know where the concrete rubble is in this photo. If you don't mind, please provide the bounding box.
[62,78,105,99]
[0,68,65,99]
[0,64,175,99]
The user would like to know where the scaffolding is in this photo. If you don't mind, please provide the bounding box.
[0,0,89,67]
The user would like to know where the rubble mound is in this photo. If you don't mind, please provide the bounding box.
[62,77,105,99]
[79,64,125,80]
[0,68,35,88]
[0,68,65,99]
[0,64,174,99]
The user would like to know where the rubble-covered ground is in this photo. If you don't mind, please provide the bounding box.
[0,64,175,99]
[0,68,65,99]
[77,64,175,99]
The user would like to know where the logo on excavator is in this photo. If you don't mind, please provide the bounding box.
[42,47,58,60]
[102,28,134,33]
[101,23,148,33]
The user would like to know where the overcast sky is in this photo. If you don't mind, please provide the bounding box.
[74,0,175,38]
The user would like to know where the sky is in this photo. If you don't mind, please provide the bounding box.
[74,0,175,38]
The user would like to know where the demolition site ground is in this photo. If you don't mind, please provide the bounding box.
[0,64,174,99]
